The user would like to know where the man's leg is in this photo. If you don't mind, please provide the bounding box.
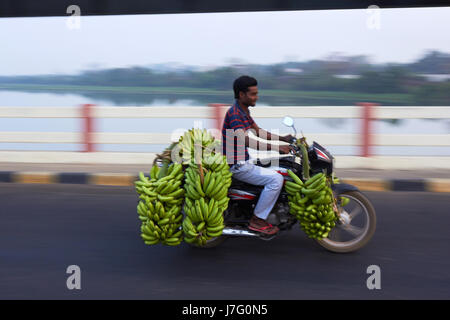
[230,161,284,234]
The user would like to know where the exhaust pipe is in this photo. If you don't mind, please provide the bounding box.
[222,227,259,237]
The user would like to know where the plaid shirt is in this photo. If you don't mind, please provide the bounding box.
[222,99,255,165]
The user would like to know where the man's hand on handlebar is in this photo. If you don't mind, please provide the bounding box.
[279,145,295,154]
[282,134,296,143]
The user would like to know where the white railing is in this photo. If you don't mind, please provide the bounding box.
[0,105,449,169]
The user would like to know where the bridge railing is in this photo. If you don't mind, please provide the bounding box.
[0,105,449,169]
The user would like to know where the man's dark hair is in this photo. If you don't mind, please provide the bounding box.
[233,75,258,99]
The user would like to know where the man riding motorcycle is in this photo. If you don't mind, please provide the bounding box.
[221,75,295,236]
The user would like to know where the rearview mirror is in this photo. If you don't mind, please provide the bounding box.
[283,116,294,127]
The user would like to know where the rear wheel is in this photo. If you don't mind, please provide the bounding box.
[316,190,376,253]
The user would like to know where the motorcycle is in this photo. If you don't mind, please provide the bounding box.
[187,116,377,253]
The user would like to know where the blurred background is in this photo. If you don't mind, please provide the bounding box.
[0,7,449,158]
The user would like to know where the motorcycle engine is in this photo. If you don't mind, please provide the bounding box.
[267,202,291,226]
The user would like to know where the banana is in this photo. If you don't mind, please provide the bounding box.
[305,172,324,186]
[209,211,223,226]
[290,202,303,212]
[207,224,224,233]
[203,171,212,192]
[200,197,209,220]
[195,200,204,221]
[158,201,166,218]
[301,187,320,197]
[287,169,303,185]
[184,236,196,244]
[158,217,170,226]
[186,204,199,222]
[174,214,183,224]
[163,180,182,194]
[340,197,350,206]
[144,239,160,245]
[139,172,149,183]
[157,194,174,202]
[208,198,215,215]
[169,163,182,178]
[150,166,159,180]
[308,176,326,189]
[197,221,206,232]
[194,174,206,197]
[207,203,220,223]
[143,224,153,235]
[285,181,303,191]
[209,179,224,198]
[187,229,198,238]
[156,181,168,193]
[217,196,229,207]
[213,187,228,201]
[298,196,309,205]
[167,164,174,175]
[284,185,299,195]
[205,176,216,196]
[138,215,148,222]
[214,160,226,172]
[206,230,223,238]
[141,233,158,241]
[171,229,183,239]
[165,237,181,244]
[210,153,221,171]
[186,185,201,200]
[160,181,174,194]
[137,204,146,217]
[166,188,184,199]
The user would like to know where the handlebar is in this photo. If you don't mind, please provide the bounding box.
[288,139,300,155]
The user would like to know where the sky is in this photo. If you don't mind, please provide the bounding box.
[0,6,449,76]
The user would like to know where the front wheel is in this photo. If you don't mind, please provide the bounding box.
[316,190,376,253]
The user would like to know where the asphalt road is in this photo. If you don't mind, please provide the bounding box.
[1,183,449,299]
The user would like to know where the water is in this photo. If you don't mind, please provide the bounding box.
[0,91,449,156]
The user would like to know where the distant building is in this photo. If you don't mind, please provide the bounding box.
[284,68,303,74]
[333,74,361,79]
[417,74,450,82]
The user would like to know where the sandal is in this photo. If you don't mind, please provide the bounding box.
[248,218,279,235]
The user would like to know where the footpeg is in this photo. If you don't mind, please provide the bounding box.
[222,227,259,237]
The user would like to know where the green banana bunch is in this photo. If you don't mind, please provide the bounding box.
[180,128,232,246]
[178,128,219,164]
[135,162,185,246]
[182,196,226,246]
[285,169,340,240]
[182,156,231,246]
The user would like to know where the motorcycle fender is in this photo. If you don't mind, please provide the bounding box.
[331,183,359,195]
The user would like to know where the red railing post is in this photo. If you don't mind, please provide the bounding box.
[208,103,228,139]
[357,102,379,157]
[81,103,95,152]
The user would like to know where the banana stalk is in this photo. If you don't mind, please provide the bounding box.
[157,142,178,179]
[298,140,310,180]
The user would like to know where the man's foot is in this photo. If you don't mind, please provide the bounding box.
[248,215,279,235]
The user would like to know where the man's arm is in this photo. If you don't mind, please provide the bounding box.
[245,134,274,151]
[250,122,290,143]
